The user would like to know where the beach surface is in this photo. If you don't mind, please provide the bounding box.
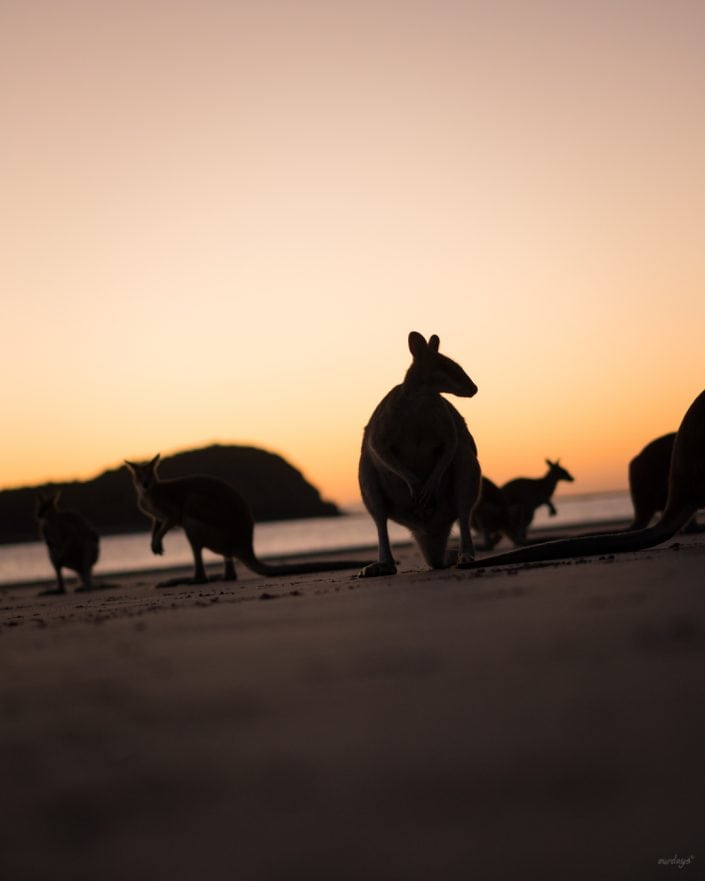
[1,533,704,880]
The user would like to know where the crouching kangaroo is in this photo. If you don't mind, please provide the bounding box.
[501,459,574,543]
[629,432,703,532]
[358,331,481,577]
[125,455,365,586]
[471,477,523,550]
[36,490,100,594]
[466,389,705,568]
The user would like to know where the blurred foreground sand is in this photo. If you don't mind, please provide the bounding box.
[1,534,704,880]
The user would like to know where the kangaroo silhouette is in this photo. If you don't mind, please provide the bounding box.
[501,459,575,542]
[628,432,703,532]
[358,331,481,576]
[36,490,100,593]
[125,455,365,585]
[471,477,521,550]
[467,389,705,568]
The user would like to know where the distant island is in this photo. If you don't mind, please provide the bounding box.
[0,445,340,545]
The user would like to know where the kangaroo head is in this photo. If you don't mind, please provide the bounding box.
[35,489,61,519]
[124,454,161,491]
[405,331,478,397]
[546,458,574,483]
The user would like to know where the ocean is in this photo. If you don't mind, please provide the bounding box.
[0,490,634,586]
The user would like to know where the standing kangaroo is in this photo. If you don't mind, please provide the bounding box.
[358,331,481,577]
[466,389,705,568]
[501,459,574,543]
[628,433,703,532]
[36,490,100,593]
[125,455,365,586]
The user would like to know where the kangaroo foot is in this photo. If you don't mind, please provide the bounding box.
[158,573,228,588]
[357,561,397,578]
[76,582,116,592]
[156,575,208,588]
[455,552,476,568]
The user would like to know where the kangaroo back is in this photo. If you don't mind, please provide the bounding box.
[467,390,705,569]
[628,433,675,529]
[502,459,574,506]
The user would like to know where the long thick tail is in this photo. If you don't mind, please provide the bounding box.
[468,504,695,569]
[239,550,367,577]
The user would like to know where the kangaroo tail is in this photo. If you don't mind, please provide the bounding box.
[468,505,696,569]
[239,549,366,577]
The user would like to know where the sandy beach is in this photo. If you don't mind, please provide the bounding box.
[1,533,704,881]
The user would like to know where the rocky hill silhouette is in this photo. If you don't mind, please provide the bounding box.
[0,445,340,544]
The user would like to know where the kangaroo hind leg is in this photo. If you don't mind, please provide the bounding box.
[359,516,397,577]
[157,536,210,587]
[454,454,480,567]
[39,564,66,596]
[358,457,398,577]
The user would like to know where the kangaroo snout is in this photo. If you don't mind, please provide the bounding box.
[454,377,478,398]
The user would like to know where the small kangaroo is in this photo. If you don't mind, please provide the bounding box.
[501,459,574,543]
[36,490,100,594]
[125,455,365,585]
[467,389,705,568]
[471,477,520,550]
[628,432,703,532]
[358,331,481,576]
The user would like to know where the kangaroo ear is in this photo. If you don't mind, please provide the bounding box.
[428,335,440,352]
[546,458,554,467]
[124,460,137,473]
[150,453,161,470]
[408,331,427,358]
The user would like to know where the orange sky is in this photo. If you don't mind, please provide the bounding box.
[1,0,704,505]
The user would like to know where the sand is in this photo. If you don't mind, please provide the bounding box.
[1,534,704,881]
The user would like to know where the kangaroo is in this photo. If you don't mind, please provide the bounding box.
[466,389,705,568]
[125,455,365,586]
[471,477,521,550]
[628,432,703,532]
[36,490,100,593]
[501,459,574,542]
[357,331,481,577]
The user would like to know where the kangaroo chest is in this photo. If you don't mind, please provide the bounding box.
[382,394,460,467]
[136,485,183,522]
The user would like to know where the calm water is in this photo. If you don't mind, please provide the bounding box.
[0,491,633,586]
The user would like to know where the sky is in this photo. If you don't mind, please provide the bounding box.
[2,0,704,506]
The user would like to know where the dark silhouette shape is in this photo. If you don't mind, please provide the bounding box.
[125,455,365,586]
[467,389,705,568]
[357,331,481,577]
[501,459,575,543]
[36,490,100,594]
[471,477,520,550]
[0,444,340,546]
[629,433,703,532]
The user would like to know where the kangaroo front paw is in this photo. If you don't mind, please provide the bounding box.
[357,561,398,578]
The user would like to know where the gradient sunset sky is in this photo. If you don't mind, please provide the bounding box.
[2,0,704,505]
